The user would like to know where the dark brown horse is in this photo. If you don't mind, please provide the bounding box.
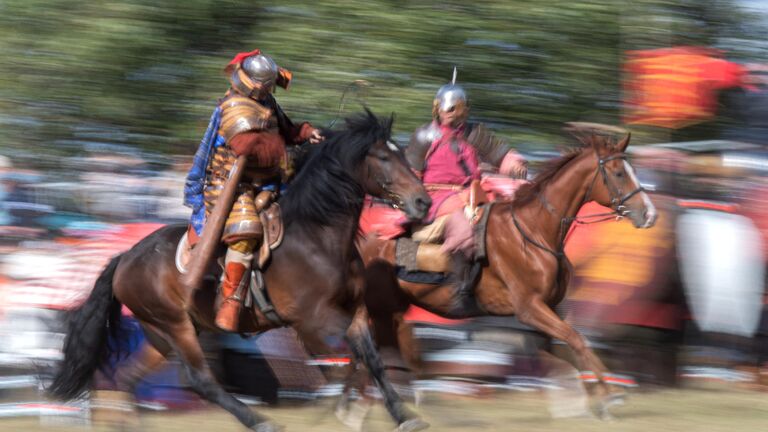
[48,111,432,432]
[352,124,657,419]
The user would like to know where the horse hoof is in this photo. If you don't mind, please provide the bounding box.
[597,409,616,422]
[413,390,424,408]
[252,421,284,432]
[606,392,627,407]
[600,391,627,419]
[335,399,371,431]
[395,418,430,432]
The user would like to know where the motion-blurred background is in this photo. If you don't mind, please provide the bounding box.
[0,0,767,430]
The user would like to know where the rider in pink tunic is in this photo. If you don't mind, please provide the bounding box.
[405,70,528,297]
[420,122,480,222]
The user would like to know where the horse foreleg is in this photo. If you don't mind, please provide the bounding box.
[516,299,621,419]
[163,319,280,432]
[338,310,422,430]
[336,361,374,432]
[538,349,592,419]
[347,306,429,432]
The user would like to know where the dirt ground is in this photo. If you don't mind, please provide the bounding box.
[1,388,766,432]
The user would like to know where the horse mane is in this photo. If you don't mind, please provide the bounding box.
[512,132,611,206]
[280,109,393,227]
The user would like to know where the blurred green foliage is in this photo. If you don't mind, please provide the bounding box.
[0,0,762,158]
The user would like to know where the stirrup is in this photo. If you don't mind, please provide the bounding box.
[222,293,244,304]
[457,260,482,298]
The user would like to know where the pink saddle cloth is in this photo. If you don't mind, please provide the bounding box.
[359,176,530,241]
[359,196,408,239]
[480,175,528,201]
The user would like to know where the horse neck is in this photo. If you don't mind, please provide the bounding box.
[518,150,597,248]
[284,195,363,263]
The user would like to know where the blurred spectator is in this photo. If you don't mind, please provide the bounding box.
[0,168,38,227]
[721,65,768,145]
[0,156,12,226]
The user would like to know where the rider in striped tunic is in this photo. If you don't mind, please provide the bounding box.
[184,50,323,331]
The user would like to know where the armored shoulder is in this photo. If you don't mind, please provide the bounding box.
[405,122,441,172]
[218,94,273,142]
[464,122,512,167]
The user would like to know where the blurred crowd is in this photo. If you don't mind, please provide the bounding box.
[0,150,188,367]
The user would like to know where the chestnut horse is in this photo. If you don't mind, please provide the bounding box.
[49,112,432,432]
[351,125,657,419]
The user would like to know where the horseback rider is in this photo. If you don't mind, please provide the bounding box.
[183,49,323,331]
[405,69,528,297]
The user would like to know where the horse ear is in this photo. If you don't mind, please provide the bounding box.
[615,131,631,152]
[564,122,630,155]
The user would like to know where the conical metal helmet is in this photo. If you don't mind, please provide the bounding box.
[433,67,468,121]
[230,54,279,99]
[242,54,279,90]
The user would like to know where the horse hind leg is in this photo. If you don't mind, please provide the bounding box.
[516,299,623,420]
[161,319,281,432]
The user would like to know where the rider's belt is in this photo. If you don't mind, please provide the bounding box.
[424,183,464,192]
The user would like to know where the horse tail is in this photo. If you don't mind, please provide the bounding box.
[48,254,124,400]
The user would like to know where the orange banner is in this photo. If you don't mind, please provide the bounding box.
[623,47,747,129]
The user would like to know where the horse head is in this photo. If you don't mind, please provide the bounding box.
[342,110,430,221]
[358,122,430,221]
[281,110,429,227]
[567,122,657,228]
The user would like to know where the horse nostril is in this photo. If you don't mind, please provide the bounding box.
[415,197,431,212]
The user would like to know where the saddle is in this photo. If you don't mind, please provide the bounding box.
[257,203,284,268]
[393,179,491,274]
[175,202,284,274]
[176,202,286,326]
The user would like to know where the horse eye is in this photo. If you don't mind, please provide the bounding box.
[615,171,624,178]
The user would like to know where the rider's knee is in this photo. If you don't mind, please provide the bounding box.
[227,238,259,255]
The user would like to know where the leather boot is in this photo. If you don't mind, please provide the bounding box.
[215,261,248,332]
[451,253,481,299]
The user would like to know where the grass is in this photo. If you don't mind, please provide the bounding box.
[0,387,766,432]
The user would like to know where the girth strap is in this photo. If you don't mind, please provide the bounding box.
[247,269,285,326]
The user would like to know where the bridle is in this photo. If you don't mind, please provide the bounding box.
[365,139,409,211]
[588,153,645,217]
[512,151,645,260]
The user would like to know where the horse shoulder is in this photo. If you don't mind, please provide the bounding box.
[483,205,559,298]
